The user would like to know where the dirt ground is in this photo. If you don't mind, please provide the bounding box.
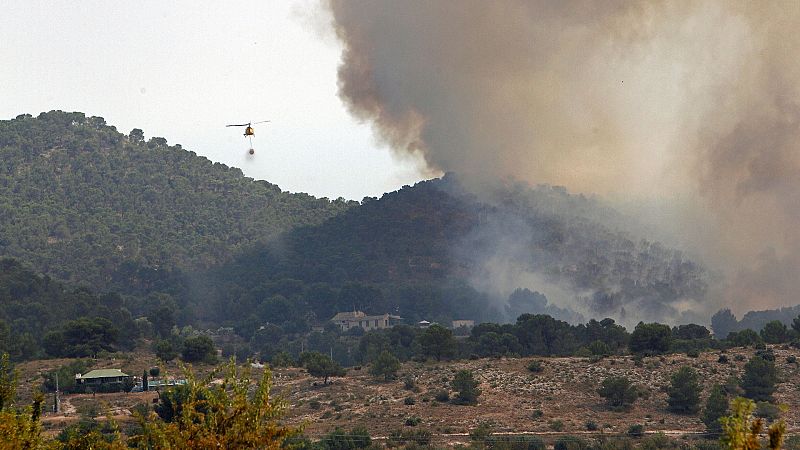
[16,345,800,444]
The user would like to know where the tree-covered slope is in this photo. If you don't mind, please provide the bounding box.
[0,111,353,290]
[202,175,709,328]
[0,258,139,360]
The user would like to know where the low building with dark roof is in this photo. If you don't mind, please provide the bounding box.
[75,369,133,393]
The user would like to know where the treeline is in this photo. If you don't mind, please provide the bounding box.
[251,312,800,369]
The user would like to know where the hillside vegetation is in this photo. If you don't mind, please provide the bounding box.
[0,112,711,361]
[0,111,352,291]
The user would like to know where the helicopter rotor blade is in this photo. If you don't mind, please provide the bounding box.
[226,123,249,127]
[251,120,270,125]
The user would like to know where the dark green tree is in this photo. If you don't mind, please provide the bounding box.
[417,325,456,361]
[760,320,789,344]
[142,370,148,392]
[587,340,611,356]
[666,366,702,414]
[129,128,144,143]
[629,322,671,355]
[181,335,217,364]
[451,370,481,405]
[726,329,763,348]
[300,351,346,385]
[701,384,728,434]
[153,383,206,423]
[597,376,638,411]
[154,340,178,362]
[740,356,778,402]
[672,324,711,340]
[369,350,400,381]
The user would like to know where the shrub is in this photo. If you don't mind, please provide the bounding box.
[627,424,645,437]
[321,426,371,450]
[549,420,564,432]
[527,361,544,373]
[470,421,493,442]
[755,348,775,362]
[784,435,800,450]
[588,340,612,357]
[687,349,700,358]
[389,429,432,447]
[403,376,416,390]
[554,436,586,450]
[531,410,543,419]
[598,376,638,411]
[787,355,797,364]
[434,390,450,402]
[404,396,415,406]
[585,421,598,431]
[718,355,729,364]
[404,416,421,426]
[639,433,677,450]
[488,435,545,450]
[754,401,782,421]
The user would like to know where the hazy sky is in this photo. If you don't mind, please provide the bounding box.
[0,0,425,200]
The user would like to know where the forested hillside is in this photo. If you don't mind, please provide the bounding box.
[0,111,353,291]
[0,258,138,360]
[0,112,711,355]
[199,175,710,333]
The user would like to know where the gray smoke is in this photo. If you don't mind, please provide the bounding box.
[325,1,800,315]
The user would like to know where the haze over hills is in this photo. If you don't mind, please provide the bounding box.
[0,111,711,334]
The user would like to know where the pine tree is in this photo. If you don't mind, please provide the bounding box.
[369,351,400,381]
[667,366,702,414]
[598,376,638,411]
[451,370,481,405]
[741,356,778,402]
[702,384,728,434]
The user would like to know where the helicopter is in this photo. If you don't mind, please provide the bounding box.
[226,120,270,154]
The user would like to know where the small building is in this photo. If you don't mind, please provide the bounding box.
[331,311,402,332]
[452,320,475,329]
[75,369,133,392]
[417,320,432,329]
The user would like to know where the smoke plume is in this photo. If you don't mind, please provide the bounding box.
[325,1,800,315]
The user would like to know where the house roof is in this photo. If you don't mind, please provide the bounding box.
[331,311,366,321]
[77,369,129,379]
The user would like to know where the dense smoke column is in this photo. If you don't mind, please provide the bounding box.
[326,0,800,313]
